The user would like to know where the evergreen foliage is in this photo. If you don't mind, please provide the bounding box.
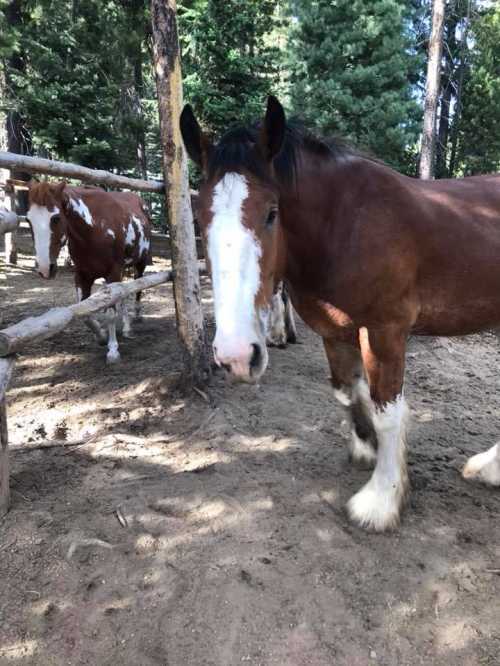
[287,0,423,171]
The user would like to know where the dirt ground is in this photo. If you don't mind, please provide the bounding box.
[0,252,499,666]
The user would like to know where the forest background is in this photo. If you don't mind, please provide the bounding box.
[1,0,498,227]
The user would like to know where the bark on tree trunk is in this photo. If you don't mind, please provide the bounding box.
[449,0,472,177]
[419,0,446,180]
[150,0,210,388]
[436,7,459,179]
[134,57,148,181]
[4,0,34,263]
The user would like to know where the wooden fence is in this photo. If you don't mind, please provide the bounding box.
[0,270,174,517]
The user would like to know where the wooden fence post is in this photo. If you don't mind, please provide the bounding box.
[150,0,210,388]
[0,357,15,517]
[3,183,18,264]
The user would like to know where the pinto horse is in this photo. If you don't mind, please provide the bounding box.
[27,181,151,363]
[180,96,500,531]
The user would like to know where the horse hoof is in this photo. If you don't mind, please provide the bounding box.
[463,444,500,486]
[347,479,405,532]
[106,351,121,364]
[122,331,135,340]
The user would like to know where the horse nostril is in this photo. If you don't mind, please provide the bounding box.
[250,344,262,371]
[221,362,231,373]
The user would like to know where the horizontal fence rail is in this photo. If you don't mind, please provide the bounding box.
[0,152,165,193]
[0,270,174,357]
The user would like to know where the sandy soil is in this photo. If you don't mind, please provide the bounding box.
[0,253,499,666]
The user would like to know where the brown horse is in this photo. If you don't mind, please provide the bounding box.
[27,181,151,363]
[180,96,500,532]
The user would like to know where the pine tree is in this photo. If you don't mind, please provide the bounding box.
[178,0,282,136]
[455,4,500,175]
[288,0,422,171]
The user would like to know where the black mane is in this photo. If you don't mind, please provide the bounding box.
[207,120,360,188]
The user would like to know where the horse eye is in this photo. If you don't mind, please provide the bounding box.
[266,209,277,227]
[51,215,61,225]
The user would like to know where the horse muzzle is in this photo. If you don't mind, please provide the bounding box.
[213,341,268,383]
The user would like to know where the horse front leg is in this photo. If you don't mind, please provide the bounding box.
[104,269,124,363]
[323,338,377,468]
[346,326,409,531]
[463,443,500,486]
[75,274,107,346]
[104,305,120,364]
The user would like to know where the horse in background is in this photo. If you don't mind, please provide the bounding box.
[180,95,500,532]
[27,181,151,363]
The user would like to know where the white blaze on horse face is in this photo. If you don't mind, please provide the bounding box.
[69,198,93,225]
[208,173,266,374]
[27,204,59,278]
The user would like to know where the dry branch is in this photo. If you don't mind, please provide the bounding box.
[0,151,165,193]
[0,270,173,356]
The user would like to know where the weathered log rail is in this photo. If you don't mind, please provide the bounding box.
[0,269,173,516]
[0,152,165,193]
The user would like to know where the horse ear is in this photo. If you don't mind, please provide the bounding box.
[53,180,69,207]
[259,95,286,162]
[180,104,212,173]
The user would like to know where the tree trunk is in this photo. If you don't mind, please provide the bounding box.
[419,0,446,180]
[435,6,459,179]
[449,0,473,177]
[4,0,33,263]
[134,57,148,180]
[150,0,210,388]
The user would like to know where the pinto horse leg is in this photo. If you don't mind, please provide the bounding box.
[347,326,409,531]
[463,443,500,486]
[282,285,298,344]
[119,299,133,338]
[75,275,107,345]
[104,306,120,364]
[134,264,146,321]
[323,338,377,468]
[267,284,287,347]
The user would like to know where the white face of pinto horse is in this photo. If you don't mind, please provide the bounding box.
[27,182,68,279]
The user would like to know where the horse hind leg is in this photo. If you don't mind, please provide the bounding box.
[282,284,298,344]
[119,298,133,338]
[134,264,146,321]
[267,284,287,348]
[75,276,107,346]
[463,443,500,486]
[323,338,377,469]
